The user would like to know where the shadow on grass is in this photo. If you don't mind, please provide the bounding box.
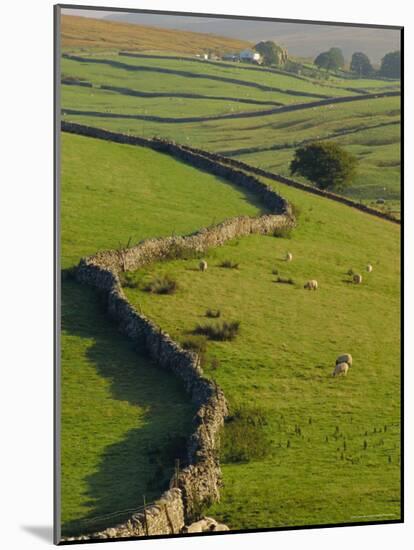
[61,280,196,537]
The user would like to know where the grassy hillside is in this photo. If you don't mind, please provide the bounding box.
[61,15,250,54]
[60,49,401,212]
[60,132,266,536]
[122,169,401,529]
[59,16,401,536]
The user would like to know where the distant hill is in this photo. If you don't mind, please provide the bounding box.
[101,12,400,64]
[60,15,250,54]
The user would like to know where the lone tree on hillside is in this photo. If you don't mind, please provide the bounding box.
[379,51,401,78]
[328,47,345,69]
[254,41,288,66]
[350,52,373,77]
[314,47,345,71]
[290,142,358,191]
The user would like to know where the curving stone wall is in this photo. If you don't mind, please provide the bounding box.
[62,121,400,224]
[61,124,294,542]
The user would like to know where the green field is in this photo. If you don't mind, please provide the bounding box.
[60,132,266,536]
[61,48,401,213]
[122,170,401,529]
[60,13,401,538]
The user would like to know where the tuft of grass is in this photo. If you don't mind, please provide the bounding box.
[193,320,241,341]
[220,405,270,463]
[144,274,178,295]
[275,276,295,285]
[205,308,221,318]
[273,226,293,239]
[119,271,139,289]
[219,259,240,269]
[181,335,208,365]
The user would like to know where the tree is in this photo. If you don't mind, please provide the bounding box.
[314,47,345,71]
[380,51,401,78]
[254,41,288,66]
[350,52,373,77]
[290,142,358,190]
[314,51,331,70]
[328,47,345,69]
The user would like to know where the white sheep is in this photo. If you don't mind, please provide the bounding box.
[333,362,349,377]
[353,273,362,284]
[182,518,216,533]
[199,260,208,272]
[304,279,318,290]
[336,353,353,367]
[286,252,293,262]
[366,264,373,273]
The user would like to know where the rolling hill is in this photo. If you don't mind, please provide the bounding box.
[61,14,250,54]
[101,11,401,64]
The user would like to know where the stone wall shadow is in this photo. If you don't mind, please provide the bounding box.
[61,279,196,536]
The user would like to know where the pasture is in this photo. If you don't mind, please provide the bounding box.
[61,14,249,54]
[59,13,401,536]
[122,170,401,529]
[60,132,265,535]
[61,39,401,213]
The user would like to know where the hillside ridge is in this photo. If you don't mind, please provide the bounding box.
[61,14,251,54]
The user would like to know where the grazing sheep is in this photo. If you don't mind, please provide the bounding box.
[333,362,349,377]
[353,273,362,284]
[366,264,373,273]
[336,353,353,367]
[199,260,208,272]
[210,523,230,532]
[304,279,318,290]
[182,518,218,533]
[286,252,293,262]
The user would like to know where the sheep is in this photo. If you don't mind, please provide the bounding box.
[286,252,293,262]
[336,353,353,367]
[304,279,318,290]
[210,523,230,532]
[353,273,362,284]
[199,260,208,272]
[366,264,373,273]
[333,362,349,377]
[182,518,217,533]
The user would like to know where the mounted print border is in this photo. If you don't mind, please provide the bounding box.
[54,4,404,545]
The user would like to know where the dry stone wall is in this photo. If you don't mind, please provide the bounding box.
[62,121,400,224]
[61,123,294,542]
[60,121,399,541]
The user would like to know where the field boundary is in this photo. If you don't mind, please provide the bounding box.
[218,120,401,157]
[61,87,399,124]
[61,121,399,224]
[62,78,284,106]
[61,122,294,542]
[62,53,332,99]
[117,51,400,94]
